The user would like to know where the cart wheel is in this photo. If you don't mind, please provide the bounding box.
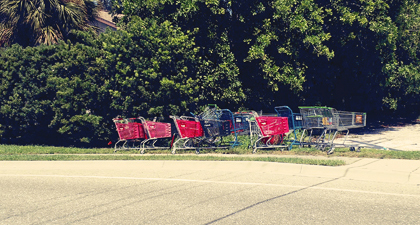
[328,147,335,155]
[356,147,361,152]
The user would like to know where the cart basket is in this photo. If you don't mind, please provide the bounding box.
[256,116,289,136]
[200,119,231,137]
[175,119,204,138]
[114,119,146,140]
[144,121,171,139]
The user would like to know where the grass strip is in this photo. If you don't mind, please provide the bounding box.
[1,144,419,163]
[0,145,114,154]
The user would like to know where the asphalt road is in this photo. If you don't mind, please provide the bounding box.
[1,160,419,224]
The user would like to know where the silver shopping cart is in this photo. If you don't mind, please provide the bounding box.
[298,106,366,153]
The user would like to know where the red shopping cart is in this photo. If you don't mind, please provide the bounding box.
[113,117,146,151]
[139,117,172,153]
[246,112,290,153]
[170,116,204,154]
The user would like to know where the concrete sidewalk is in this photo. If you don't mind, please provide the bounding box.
[3,154,420,185]
[299,157,420,185]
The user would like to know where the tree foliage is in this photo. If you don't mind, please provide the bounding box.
[0,0,419,146]
[100,16,205,116]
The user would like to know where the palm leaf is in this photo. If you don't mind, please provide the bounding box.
[56,1,86,30]
[0,0,100,46]
[36,25,62,45]
[0,24,14,46]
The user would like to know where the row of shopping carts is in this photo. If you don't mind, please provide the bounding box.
[113,105,366,154]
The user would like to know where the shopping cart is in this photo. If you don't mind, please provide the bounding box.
[232,112,253,136]
[298,106,333,148]
[242,111,290,153]
[197,107,230,143]
[274,106,303,149]
[331,110,367,151]
[113,116,171,153]
[170,115,204,154]
[139,117,172,153]
[298,106,366,153]
[196,105,242,148]
[113,117,145,151]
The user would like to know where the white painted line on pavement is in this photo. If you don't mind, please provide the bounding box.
[2,174,419,198]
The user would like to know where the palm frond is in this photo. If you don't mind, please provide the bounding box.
[0,0,100,46]
[57,1,86,29]
[0,24,13,46]
[36,25,62,45]
[25,2,46,31]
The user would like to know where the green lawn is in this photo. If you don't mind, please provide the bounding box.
[1,144,419,166]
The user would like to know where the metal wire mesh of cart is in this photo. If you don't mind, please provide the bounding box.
[197,105,219,120]
[298,106,337,129]
[199,119,231,138]
[195,106,232,138]
[334,111,367,130]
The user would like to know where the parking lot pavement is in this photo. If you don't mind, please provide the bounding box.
[335,123,420,151]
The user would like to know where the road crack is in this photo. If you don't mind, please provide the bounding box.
[205,159,382,224]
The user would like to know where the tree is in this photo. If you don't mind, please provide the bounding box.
[114,0,246,110]
[302,0,420,114]
[98,16,210,117]
[113,0,335,110]
[0,0,99,47]
[381,0,420,113]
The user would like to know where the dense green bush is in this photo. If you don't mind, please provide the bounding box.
[0,17,245,146]
[0,0,419,147]
[0,44,55,145]
[0,42,108,146]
